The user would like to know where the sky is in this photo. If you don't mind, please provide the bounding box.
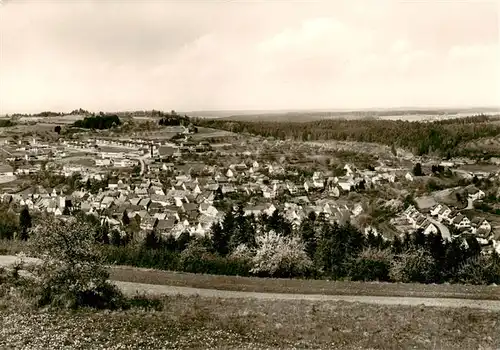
[0,0,499,114]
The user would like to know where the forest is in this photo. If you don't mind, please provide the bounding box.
[194,114,500,156]
[73,115,122,129]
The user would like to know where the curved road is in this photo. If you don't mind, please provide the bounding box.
[1,255,500,311]
[427,217,451,240]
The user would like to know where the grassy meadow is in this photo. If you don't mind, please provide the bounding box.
[1,295,499,349]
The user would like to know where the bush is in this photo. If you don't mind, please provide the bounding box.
[455,254,500,285]
[101,245,180,271]
[389,248,436,283]
[26,216,126,309]
[251,231,312,278]
[349,248,393,281]
[179,240,251,276]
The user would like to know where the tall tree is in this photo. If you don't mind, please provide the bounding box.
[19,207,32,240]
[122,211,130,226]
[412,163,423,176]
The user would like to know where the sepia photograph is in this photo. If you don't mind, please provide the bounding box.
[0,0,499,349]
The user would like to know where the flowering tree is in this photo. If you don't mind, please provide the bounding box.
[26,215,124,308]
[251,231,312,278]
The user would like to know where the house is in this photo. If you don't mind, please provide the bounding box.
[155,218,176,235]
[244,204,267,217]
[182,202,198,213]
[405,172,414,182]
[222,184,237,194]
[264,184,278,199]
[268,164,285,175]
[199,203,219,217]
[140,215,158,232]
[430,204,443,217]
[437,205,452,222]
[100,196,115,209]
[471,218,491,235]
[108,180,119,190]
[344,164,354,176]
[338,181,352,192]
[264,203,277,216]
[0,164,14,177]
[467,187,485,201]
[303,181,313,193]
[452,214,471,229]
[286,181,298,195]
[422,221,439,235]
[138,198,151,209]
[352,203,364,217]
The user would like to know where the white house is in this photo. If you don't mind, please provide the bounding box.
[422,221,439,235]
[468,188,485,201]
[338,181,352,192]
[452,214,471,229]
[437,205,452,222]
[430,204,443,217]
[471,218,491,235]
[352,203,364,217]
[0,164,14,177]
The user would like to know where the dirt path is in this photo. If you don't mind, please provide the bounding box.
[115,280,500,311]
[2,255,500,311]
[427,217,451,240]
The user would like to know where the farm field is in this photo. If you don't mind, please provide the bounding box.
[1,295,499,349]
[108,265,500,301]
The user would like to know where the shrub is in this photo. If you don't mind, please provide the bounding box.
[230,244,254,262]
[389,248,436,283]
[26,216,126,309]
[349,247,393,281]
[179,241,212,273]
[179,240,251,276]
[456,254,500,285]
[251,231,312,278]
[101,245,180,271]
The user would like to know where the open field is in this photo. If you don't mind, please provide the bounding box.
[108,265,500,301]
[190,127,238,141]
[1,295,499,349]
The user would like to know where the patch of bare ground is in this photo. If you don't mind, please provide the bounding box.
[1,296,499,349]
[109,265,500,301]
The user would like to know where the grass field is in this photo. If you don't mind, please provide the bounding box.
[109,265,500,301]
[1,295,499,349]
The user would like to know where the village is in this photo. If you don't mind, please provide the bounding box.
[0,119,499,255]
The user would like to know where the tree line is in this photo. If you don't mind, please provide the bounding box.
[2,204,498,285]
[194,114,500,156]
[73,115,121,129]
[102,207,500,285]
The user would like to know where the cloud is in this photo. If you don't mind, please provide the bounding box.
[0,1,498,113]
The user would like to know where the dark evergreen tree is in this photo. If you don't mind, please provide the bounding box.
[19,207,32,241]
[413,163,423,176]
[299,215,316,258]
[122,211,130,226]
[211,221,229,255]
[413,229,426,249]
[176,231,191,252]
[230,205,255,249]
[392,234,403,254]
[110,230,121,246]
[144,230,160,249]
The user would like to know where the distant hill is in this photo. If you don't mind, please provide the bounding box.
[188,107,500,122]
